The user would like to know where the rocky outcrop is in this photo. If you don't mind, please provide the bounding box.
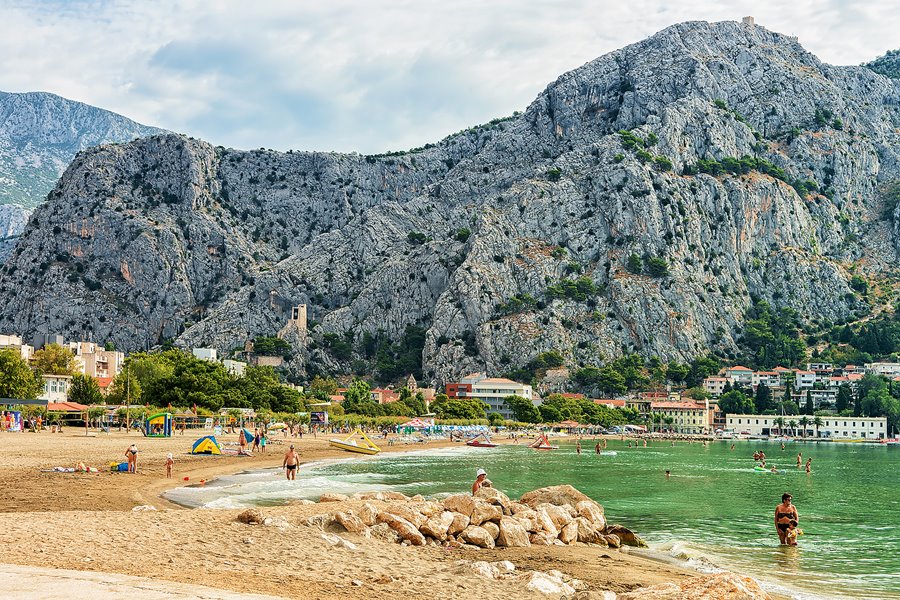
[618,572,772,600]
[299,486,619,550]
[0,203,31,263]
[1,21,898,381]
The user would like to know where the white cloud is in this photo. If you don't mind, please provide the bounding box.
[0,0,896,153]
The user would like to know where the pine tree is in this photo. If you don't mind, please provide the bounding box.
[804,390,814,415]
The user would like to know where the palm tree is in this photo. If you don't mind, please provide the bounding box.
[788,420,798,437]
[665,416,675,433]
[813,416,823,439]
[774,417,785,436]
[798,416,810,438]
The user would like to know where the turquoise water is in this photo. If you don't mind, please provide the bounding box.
[168,440,900,599]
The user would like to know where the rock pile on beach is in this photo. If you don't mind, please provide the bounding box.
[297,485,645,550]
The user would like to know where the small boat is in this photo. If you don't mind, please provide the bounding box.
[466,432,498,448]
[329,428,381,455]
[529,433,558,450]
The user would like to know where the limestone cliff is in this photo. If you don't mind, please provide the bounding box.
[1,21,898,385]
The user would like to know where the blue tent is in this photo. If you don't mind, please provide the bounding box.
[242,428,255,444]
[191,435,222,455]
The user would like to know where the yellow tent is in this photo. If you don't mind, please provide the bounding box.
[191,435,222,455]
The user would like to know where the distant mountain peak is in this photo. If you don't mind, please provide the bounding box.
[865,49,900,79]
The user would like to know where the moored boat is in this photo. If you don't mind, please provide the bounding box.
[329,428,381,455]
[466,432,498,448]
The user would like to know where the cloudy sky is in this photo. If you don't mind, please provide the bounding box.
[1,0,896,154]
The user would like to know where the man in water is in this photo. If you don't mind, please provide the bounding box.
[775,493,799,545]
[595,441,601,455]
[805,458,812,473]
[665,470,670,479]
[283,444,300,480]
[797,452,802,468]
[576,441,582,455]
[472,468,492,495]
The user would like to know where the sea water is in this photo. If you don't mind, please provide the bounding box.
[166,440,900,599]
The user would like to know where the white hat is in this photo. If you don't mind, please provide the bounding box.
[476,468,486,477]
[166,453,173,459]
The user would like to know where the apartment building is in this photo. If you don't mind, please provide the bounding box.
[446,373,534,420]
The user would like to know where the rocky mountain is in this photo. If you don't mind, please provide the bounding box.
[1,20,899,385]
[0,203,32,262]
[0,91,165,257]
[866,49,900,79]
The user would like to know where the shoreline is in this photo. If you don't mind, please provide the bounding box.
[1,430,790,599]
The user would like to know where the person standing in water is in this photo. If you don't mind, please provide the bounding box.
[283,445,300,480]
[805,458,812,473]
[775,493,799,545]
[595,441,601,455]
[576,440,582,455]
[796,452,802,468]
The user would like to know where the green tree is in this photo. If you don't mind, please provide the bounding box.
[0,349,43,399]
[667,362,689,383]
[596,365,627,397]
[804,390,814,415]
[31,343,78,375]
[687,355,721,387]
[644,257,669,277]
[487,412,504,426]
[309,375,338,400]
[431,396,487,419]
[626,253,643,274]
[68,374,104,405]
[504,395,541,423]
[798,416,810,438]
[718,390,754,415]
[341,380,379,415]
[754,384,772,413]
[813,415,823,438]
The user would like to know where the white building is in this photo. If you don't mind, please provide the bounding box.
[794,371,816,389]
[452,373,534,420]
[752,371,781,388]
[0,334,34,361]
[703,377,728,398]
[223,359,247,377]
[807,362,834,372]
[65,341,124,378]
[725,366,753,386]
[39,374,72,403]
[725,414,887,439]
[650,400,713,434]
[865,362,900,378]
[192,348,218,362]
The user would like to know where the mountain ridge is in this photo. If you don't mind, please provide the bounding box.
[1,19,898,385]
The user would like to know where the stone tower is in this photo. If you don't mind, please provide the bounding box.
[742,16,755,26]
[290,305,307,332]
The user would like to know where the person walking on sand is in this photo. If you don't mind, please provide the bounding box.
[239,428,247,454]
[775,493,799,545]
[259,431,267,454]
[283,445,300,480]
[125,444,138,473]
[165,453,174,479]
[472,468,492,495]
[253,428,260,453]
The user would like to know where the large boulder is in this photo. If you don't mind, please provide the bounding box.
[576,500,606,529]
[604,534,621,548]
[334,511,366,534]
[534,508,559,537]
[319,492,349,502]
[512,513,537,532]
[529,531,555,545]
[538,503,574,531]
[376,512,426,546]
[359,503,379,526]
[414,501,445,518]
[482,521,500,540]
[460,525,496,549]
[448,512,470,536]
[519,485,594,509]
[420,511,456,540]
[606,524,647,548]
[574,517,607,545]
[524,571,576,596]
[474,487,512,511]
[508,501,530,514]
[383,505,427,528]
[617,573,772,600]
[558,521,579,544]
[497,516,531,547]
[442,494,476,517]
[368,522,400,543]
[470,501,503,526]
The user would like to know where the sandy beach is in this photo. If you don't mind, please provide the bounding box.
[0,430,742,599]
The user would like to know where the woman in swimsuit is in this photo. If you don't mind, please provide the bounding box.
[125,444,138,473]
[775,493,799,545]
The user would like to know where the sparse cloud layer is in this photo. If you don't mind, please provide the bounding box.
[1,0,896,153]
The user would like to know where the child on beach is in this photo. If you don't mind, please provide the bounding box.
[165,453,174,478]
[260,431,267,454]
